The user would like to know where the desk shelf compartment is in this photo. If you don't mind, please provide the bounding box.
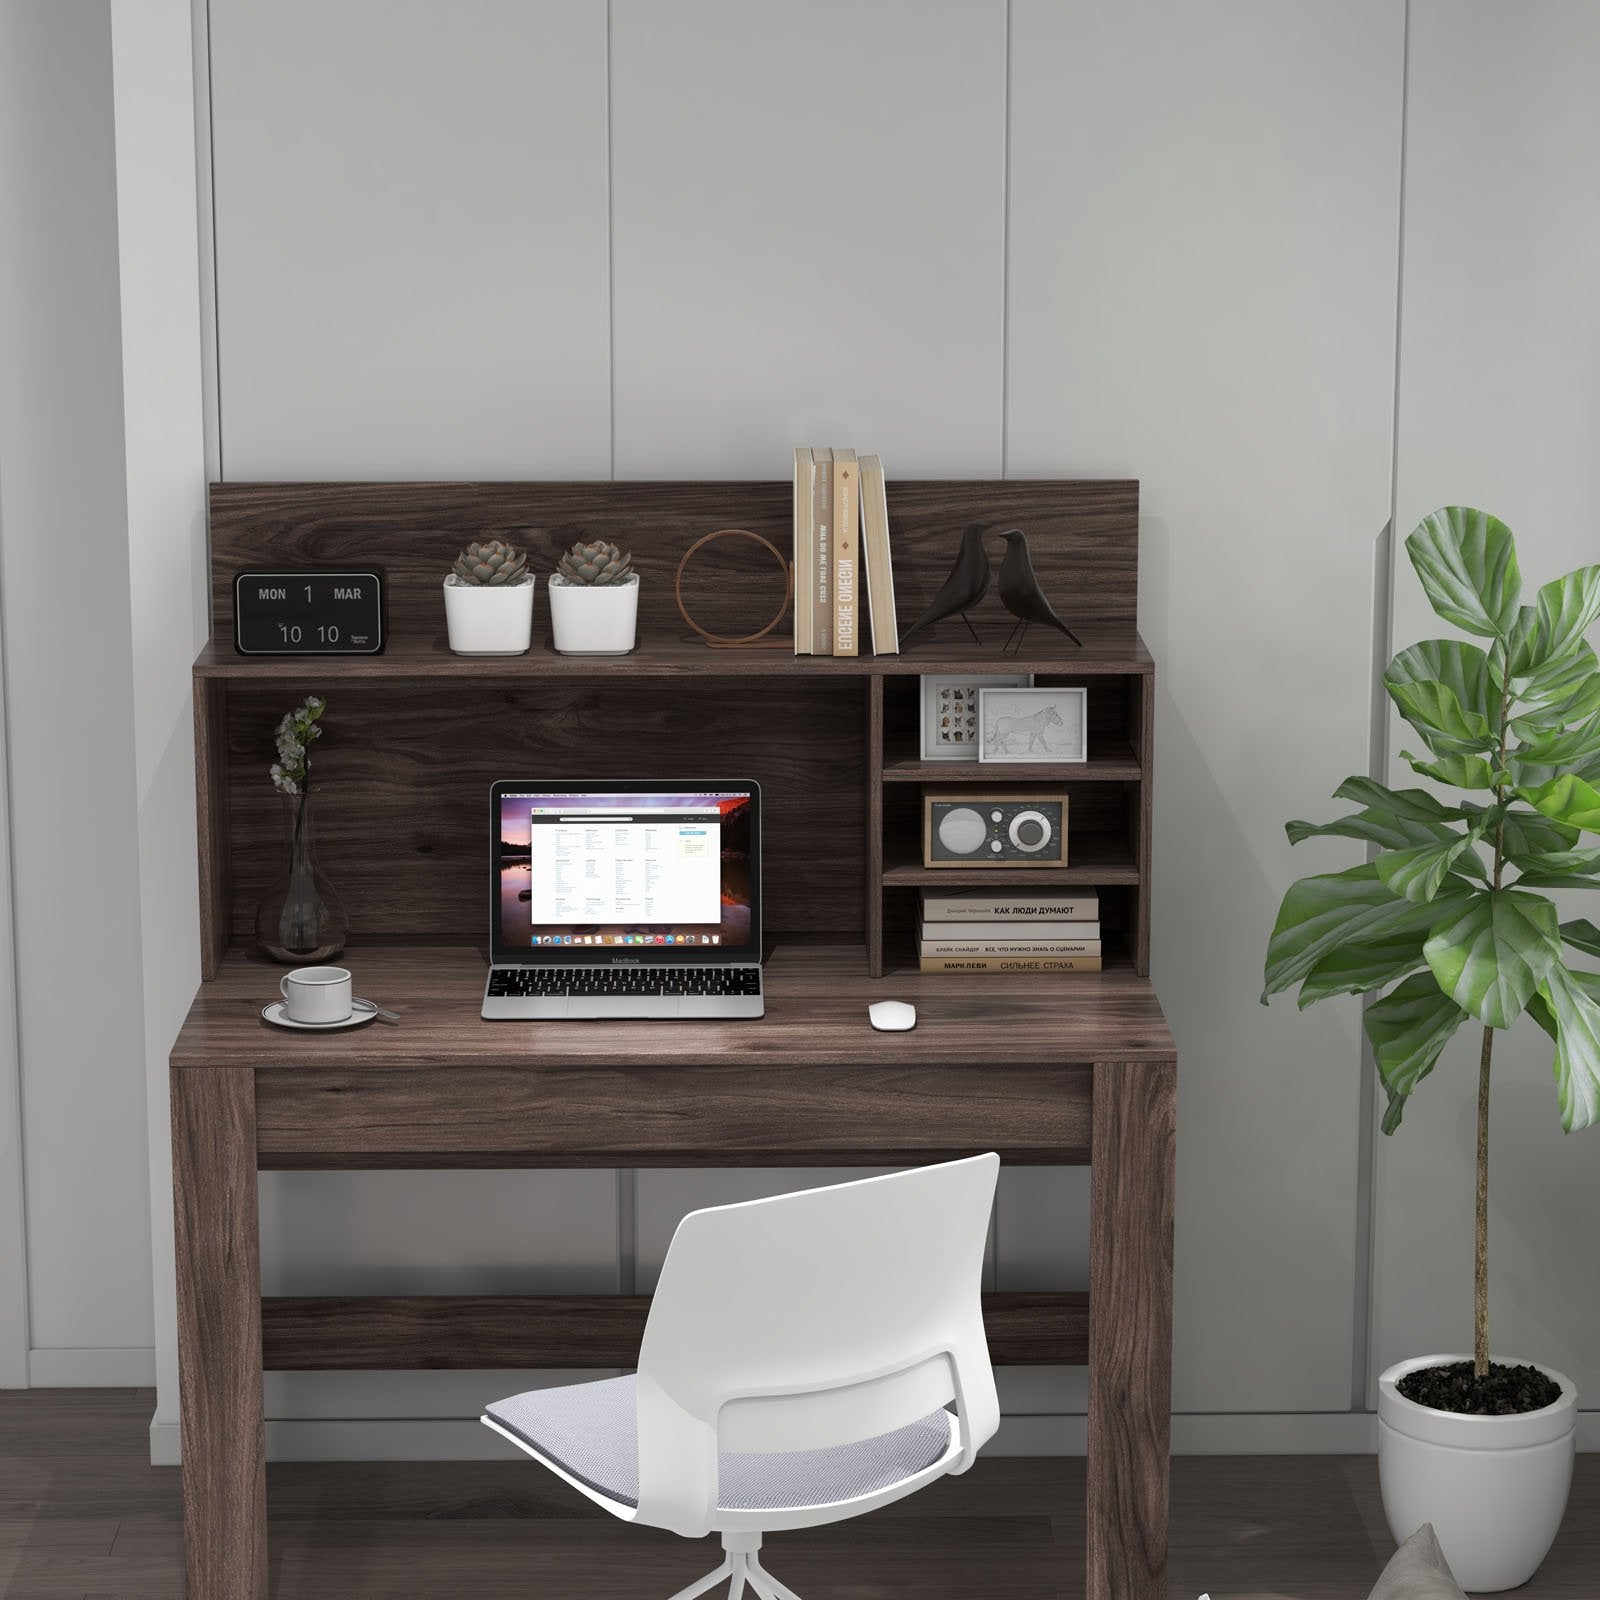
[867,667,1153,979]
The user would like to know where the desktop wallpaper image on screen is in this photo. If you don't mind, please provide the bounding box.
[497,792,753,950]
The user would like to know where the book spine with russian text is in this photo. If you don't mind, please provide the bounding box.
[832,450,858,656]
[792,447,813,654]
[920,938,1102,958]
[919,955,1104,973]
[919,919,1100,940]
[811,446,832,655]
[919,894,1100,922]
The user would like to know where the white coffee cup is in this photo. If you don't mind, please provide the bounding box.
[280,965,353,1024]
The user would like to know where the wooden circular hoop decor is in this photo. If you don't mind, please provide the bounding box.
[673,527,794,649]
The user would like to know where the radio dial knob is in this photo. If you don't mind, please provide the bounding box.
[1009,809,1052,852]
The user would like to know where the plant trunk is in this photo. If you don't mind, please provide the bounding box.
[1474,1022,1493,1379]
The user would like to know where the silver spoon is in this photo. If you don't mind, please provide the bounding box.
[354,998,401,1024]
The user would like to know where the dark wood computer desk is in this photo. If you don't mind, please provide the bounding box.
[172,478,1175,1600]
[170,941,1174,1600]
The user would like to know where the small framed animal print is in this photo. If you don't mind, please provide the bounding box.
[919,673,1031,762]
[977,686,1088,764]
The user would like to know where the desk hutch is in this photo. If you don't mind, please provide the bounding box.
[170,479,1176,1600]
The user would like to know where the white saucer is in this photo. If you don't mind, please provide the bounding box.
[262,998,380,1032]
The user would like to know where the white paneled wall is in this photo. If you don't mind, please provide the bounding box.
[0,0,155,1384]
[607,0,1006,478]
[1006,0,1406,1414]
[1374,0,1600,1400]
[208,0,612,479]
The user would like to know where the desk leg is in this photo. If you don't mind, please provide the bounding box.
[172,1067,268,1600]
[1086,1059,1175,1600]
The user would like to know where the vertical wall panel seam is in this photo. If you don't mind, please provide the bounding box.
[604,0,616,482]
[196,0,223,482]
[999,0,1012,479]
[1354,0,1414,1413]
[0,485,32,1382]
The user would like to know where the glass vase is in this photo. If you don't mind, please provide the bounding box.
[255,791,348,963]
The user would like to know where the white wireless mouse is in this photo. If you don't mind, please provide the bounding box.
[868,1000,917,1032]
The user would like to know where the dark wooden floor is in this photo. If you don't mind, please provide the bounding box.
[2,1390,1597,1598]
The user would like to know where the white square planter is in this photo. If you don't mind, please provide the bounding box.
[548,574,639,655]
[443,576,535,655]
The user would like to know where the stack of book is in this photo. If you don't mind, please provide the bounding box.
[793,447,900,656]
[917,889,1102,973]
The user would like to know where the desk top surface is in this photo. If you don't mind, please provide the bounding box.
[171,940,1175,1071]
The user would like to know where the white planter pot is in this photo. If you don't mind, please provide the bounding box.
[548,574,639,655]
[1378,1354,1576,1592]
[443,576,535,655]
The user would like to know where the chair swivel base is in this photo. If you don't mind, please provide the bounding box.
[666,1531,804,1600]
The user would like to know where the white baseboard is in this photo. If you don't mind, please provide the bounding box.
[27,1346,156,1386]
[146,1408,1600,1466]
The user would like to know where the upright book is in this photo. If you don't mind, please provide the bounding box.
[792,448,813,655]
[832,448,858,656]
[811,446,833,655]
[857,453,899,654]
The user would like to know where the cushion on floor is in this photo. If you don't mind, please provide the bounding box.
[1367,1524,1468,1600]
[486,1374,953,1511]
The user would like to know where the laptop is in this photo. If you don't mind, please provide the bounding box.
[484,780,764,1019]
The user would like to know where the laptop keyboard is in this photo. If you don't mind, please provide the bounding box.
[487,965,762,999]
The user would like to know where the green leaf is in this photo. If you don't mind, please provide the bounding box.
[1364,973,1471,1134]
[1520,640,1599,707]
[1508,846,1600,879]
[1519,773,1600,834]
[1540,966,1600,1132]
[1504,844,1600,896]
[1562,918,1600,960]
[1332,776,1465,823]
[1423,888,1563,1029]
[1262,864,1470,1003]
[1527,566,1600,673]
[1514,710,1600,770]
[1386,682,1493,755]
[1297,935,1428,1006]
[1286,803,1464,853]
[1528,988,1558,1041]
[1497,806,1581,855]
[1401,749,1502,789]
[1405,508,1522,639]
[1376,832,1481,904]
[1511,673,1600,737]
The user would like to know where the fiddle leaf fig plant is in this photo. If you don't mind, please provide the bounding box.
[1263,507,1600,1377]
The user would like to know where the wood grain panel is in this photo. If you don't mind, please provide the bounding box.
[222,677,863,939]
[253,1061,1093,1167]
[170,1068,266,1600]
[257,1291,1089,1370]
[194,679,231,980]
[1086,1059,1175,1600]
[867,674,884,976]
[208,480,1139,645]
[171,941,1176,1070]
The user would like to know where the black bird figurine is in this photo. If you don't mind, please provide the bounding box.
[996,528,1082,650]
[899,524,992,647]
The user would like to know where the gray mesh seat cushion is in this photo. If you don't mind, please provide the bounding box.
[486,1375,953,1512]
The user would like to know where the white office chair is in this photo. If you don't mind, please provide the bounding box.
[482,1154,1001,1600]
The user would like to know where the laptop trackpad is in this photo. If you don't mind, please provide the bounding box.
[564,995,682,1020]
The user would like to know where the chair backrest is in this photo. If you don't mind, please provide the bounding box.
[634,1154,1000,1535]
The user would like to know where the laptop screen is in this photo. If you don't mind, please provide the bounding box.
[492,783,760,962]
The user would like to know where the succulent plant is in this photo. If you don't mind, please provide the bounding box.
[556,539,634,587]
[452,539,528,586]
